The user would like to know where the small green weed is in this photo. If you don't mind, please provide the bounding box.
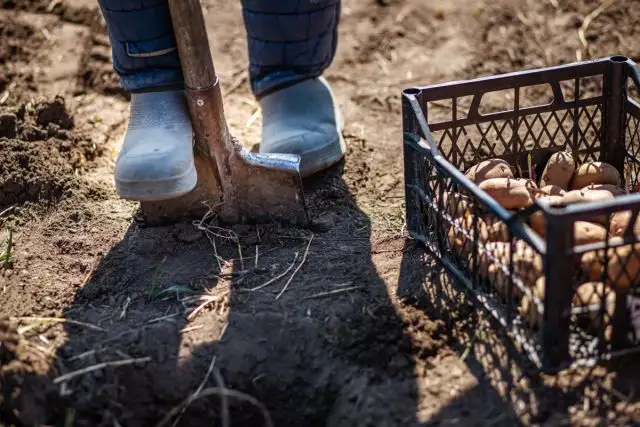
[147,257,167,302]
[0,229,14,270]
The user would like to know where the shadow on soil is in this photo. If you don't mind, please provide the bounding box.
[5,162,448,426]
[396,242,640,426]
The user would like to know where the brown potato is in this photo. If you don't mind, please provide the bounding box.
[519,277,545,329]
[465,159,514,184]
[609,211,640,237]
[583,183,628,197]
[539,185,566,197]
[521,280,615,335]
[447,218,471,258]
[573,282,615,341]
[477,242,509,294]
[442,191,472,218]
[580,241,640,289]
[573,221,607,246]
[447,214,482,258]
[562,188,615,205]
[536,195,565,207]
[599,244,640,289]
[478,241,542,297]
[483,219,510,243]
[529,212,546,236]
[447,215,509,259]
[528,195,565,237]
[540,151,575,190]
[580,245,612,282]
[479,178,536,209]
[570,161,621,190]
[561,189,615,224]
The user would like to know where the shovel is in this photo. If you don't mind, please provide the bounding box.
[140,0,309,226]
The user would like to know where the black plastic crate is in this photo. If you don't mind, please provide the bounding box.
[402,56,640,372]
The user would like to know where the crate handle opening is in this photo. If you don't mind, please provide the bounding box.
[611,55,629,63]
[403,88,422,96]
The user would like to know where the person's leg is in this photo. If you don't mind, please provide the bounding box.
[242,0,345,177]
[98,0,196,201]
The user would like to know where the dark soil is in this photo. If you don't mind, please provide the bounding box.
[0,317,63,426]
[0,0,639,426]
[0,96,104,210]
[0,19,39,65]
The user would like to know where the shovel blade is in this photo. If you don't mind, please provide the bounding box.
[219,146,309,226]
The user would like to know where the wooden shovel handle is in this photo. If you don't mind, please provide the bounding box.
[168,0,217,89]
[167,0,234,191]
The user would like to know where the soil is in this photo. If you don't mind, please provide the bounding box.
[0,0,639,426]
[0,96,105,212]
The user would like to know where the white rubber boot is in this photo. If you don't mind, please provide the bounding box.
[114,90,197,202]
[259,77,346,177]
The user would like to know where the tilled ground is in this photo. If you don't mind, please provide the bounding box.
[1,0,639,426]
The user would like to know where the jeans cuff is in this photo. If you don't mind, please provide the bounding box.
[119,69,184,92]
[252,70,323,99]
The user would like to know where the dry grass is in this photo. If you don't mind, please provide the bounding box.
[275,235,314,300]
[12,316,106,334]
[244,252,299,292]
[156,387,273,427]
[53,357,152,385]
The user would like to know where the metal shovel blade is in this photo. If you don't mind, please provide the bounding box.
[221,146,308,225]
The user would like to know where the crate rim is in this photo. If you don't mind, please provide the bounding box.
[402,55,640,97]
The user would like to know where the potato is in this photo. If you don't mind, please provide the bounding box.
[539,185,566,197]
[536,195,565,207]
[580,246,611,282]
[478,241,542,297]
[529,212,546,236]
[520,280,615,335]
[484,219,510,243]
[580,241,640,288]
[540,151,575,190]
[583,183,628,197]
[601,244,640,289]
[562,188,615,206]
[573,282,615,341]
[570,161,621,190]
[447,219,470,258]
[528,195,564,237]
[561,189,615,224]
[609,211,640,237]
[477,242,512,297]
[519,277,546,329]
[447,214,509,258]
[465,159,514,184]
[573,221,607,246]
[442,191,472,218]
[447,214,480,258]
[479,178,536,209]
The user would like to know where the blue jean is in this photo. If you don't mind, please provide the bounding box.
[97,0,340,98]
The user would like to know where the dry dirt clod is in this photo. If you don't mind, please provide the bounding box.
[0,317,62,425]
[0,112,17,137]
[34,96,73,130]
[172,223,204,243]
